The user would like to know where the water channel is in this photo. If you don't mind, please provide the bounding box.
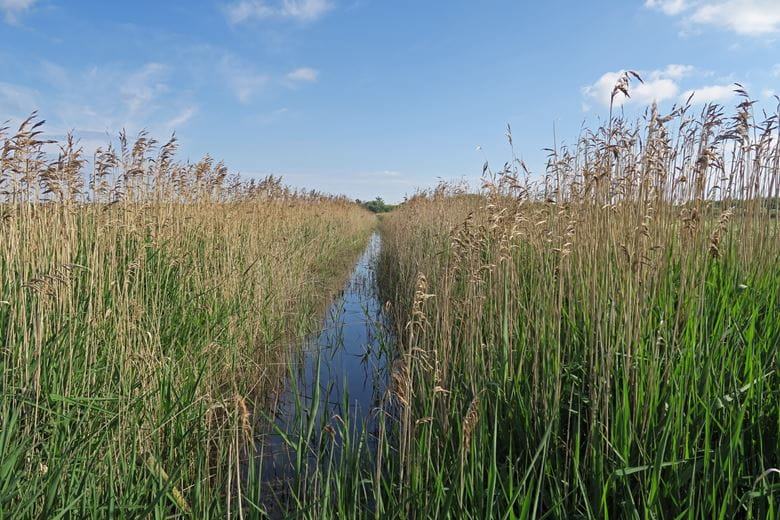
[256,231,393,513]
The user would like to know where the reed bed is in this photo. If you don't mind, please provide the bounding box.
[275,90,780,518]
[0,115,374,517]
[371,92,780,518]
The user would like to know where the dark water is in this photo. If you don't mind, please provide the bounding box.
[256,231,392,493]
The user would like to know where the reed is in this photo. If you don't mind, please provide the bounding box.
[372,91,780,517]
[274,88,780,518]
[0,115,375,517]
[4,81,779,517]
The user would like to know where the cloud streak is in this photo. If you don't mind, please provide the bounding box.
[166,106,198,129]
[119,63,168,114]
[224,0,332,24]
[218,54,270,103]
[286,67,319,83]
[0,60,199,142]
[0,81,39,114]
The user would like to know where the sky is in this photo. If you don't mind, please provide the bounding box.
[1,0,779,202]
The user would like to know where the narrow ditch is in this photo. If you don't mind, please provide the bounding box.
[255,230,393,514]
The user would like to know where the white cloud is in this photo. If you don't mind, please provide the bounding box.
[646,0,780,36]
[762,88,776,99]
[662,64,695,79]
[692,1,780,35]
[630,78,680,103]
[681,84,737,103]
[286,67,319,82]
[582,65,694,109]
[224,0,332,24]
[645,0,688,15]
[0,0,35,23]
[772,64,780,77]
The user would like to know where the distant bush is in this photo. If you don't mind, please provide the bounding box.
[356,196,397,213]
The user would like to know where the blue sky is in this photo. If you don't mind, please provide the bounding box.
[1,0,778,202]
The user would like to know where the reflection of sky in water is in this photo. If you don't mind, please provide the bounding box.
[258,231,392,482]
[302,232,385,419]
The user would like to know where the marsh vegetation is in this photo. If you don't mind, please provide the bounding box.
[0,116,374,516]
[2,85,779,518]
[271,90,780,518]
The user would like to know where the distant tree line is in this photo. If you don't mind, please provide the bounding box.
[704,196,780,218]
[356,196,398,213]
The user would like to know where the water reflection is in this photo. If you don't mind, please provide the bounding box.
[257,231,392,494]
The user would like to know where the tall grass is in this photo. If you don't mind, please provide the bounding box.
[4,86,779,518]
[273,91,780,518]
[0,115,375,517]
[373,93,780,517]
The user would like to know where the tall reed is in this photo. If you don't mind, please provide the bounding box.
[271,89,780,518]
[0,115,375,517]
[373,91,779,517]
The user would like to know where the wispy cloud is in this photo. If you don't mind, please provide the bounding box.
[662,64,696,79]
[119,63,168,113]
[645,0,780,36]
[219,55,269,103]
[2,60,197,140]
[166,106,198,129]
[286,67,319,83]
[644,0,688,15]
[0,0,35,24]
[171,45,275,104]
[224,0,333,24]
[253,107,289,125]
[0,81,39,115]
[581,65,694,109]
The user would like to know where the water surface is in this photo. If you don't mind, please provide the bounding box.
[257,231,392,487]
